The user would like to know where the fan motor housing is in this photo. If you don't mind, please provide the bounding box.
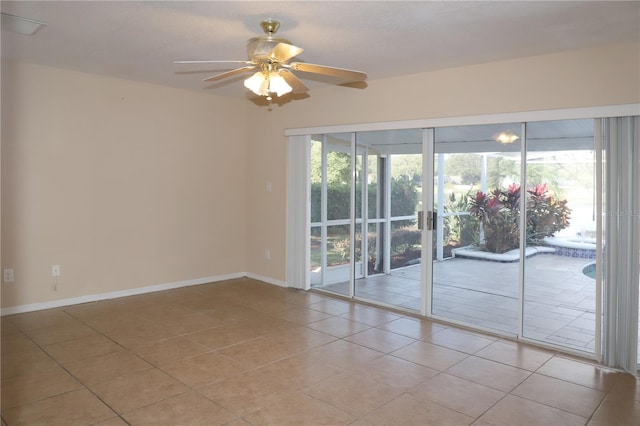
[246,36,291,62]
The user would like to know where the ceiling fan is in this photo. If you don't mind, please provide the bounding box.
[174,19,367,100]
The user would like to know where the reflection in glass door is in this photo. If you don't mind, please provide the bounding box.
[430,123,522,334]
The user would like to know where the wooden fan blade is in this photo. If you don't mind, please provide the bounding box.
[288,62,367,81]
[268,42,304,63]
[279,69,309,93]
[203,65,256,82]
[174,60,254,64]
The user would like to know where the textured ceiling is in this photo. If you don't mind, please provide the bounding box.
[2,1,639,98]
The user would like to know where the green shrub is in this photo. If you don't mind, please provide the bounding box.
[468,183,571,253]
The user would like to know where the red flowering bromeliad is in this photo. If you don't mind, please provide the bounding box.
[468,183,571,254]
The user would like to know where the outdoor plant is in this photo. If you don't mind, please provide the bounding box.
[442,191,480,249]
[468,183,571,253]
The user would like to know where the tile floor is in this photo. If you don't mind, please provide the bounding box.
[316,254,612,353]
[1,277,639,425]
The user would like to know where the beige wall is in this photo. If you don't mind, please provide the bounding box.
[2,42,639,310]
[245,42,640,282]
[1,61,248,309]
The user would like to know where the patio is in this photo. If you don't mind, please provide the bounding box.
[317,253,598,354]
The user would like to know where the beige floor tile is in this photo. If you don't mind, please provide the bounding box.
[512,373,606,417]
[1,366,82,410]
[133,335,210,366]
[220,419,251,426]
[475,339,554,371]
[162,352,246,388]
[7,279,637,426]
[1,332,38,354]
[479,394,587,426]
[304,372,405,417]
[608,372,640,402]
[43,333,123,364]
[265,306,333,325]
[157,312,229,335]
[200,304,264,323]
[243,391,355,425]
[307,316,371,338]
[304,339,385,370]
[1,317,21,335]
[309,299,356,315]
[135,303,197,322]
[198,370,298,417]
[446,356,531,392]
[537,356,620,391]
[377,317,448,340]
[588,391,640,426]
[217,327,336,369]
[64,350,151,386]
[410,372,506,418]
[348,354,439,390]
[25,322,98,346]
[245,352,344,390]
[345,328,416,353]
[339,306,401,326]
[424,328,496,354]
[235,312,300,334]
[93,417,129,426]
[8,309,77,332]
[90,368,188,414]
[235,295,297,314]
[353,393,474,426]
[280,290,332,307]
[391,340,468,371]
[1,388,115,426]
[215,337,302,369]
[123,390,236,426]
[1,345,59,379]
[101,321,174,349]
[185,321,266,349]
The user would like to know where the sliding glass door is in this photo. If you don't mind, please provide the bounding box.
[310,130,424,312]
[291,107,640,369]
[428,119,601,356]
[522,119,597,352]
[307,118,603,357]
[310,133,353,296]
[430,123,522,334]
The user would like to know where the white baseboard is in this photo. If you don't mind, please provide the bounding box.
[245,272,287,288]
[1,272,285,316]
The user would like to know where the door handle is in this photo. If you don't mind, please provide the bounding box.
[418,211,436,231]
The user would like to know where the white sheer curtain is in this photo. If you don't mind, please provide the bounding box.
[286,135,311,289]
[603,116,640,373]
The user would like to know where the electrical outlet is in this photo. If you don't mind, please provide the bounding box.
[3,269,14,283]
[51,265,60,277]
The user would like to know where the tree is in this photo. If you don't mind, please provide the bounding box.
[445,154,482,185]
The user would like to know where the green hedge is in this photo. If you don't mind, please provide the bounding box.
[311,178,419,222]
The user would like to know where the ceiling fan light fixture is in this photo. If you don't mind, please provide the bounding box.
[268,71,292,97]
[244,71,269,96]
[244,70,292,98]
[496,130,520,144]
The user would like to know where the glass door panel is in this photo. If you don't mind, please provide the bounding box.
[310,133,353,296]
[431,123,522,334]
[353,131,423,312]
[523,119,597,354]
